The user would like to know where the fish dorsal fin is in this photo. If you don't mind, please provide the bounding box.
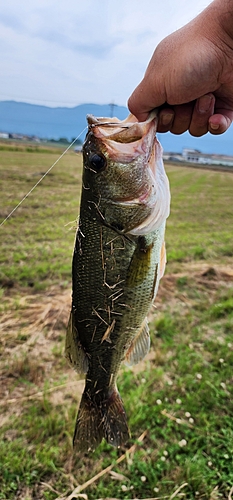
[65,311,89,374]
[125,318,150,366]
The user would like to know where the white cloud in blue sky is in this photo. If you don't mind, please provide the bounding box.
[0,0,212,107]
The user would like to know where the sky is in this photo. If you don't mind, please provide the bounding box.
[1,0,213,109]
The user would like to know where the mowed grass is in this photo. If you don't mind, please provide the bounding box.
[0,146,82,289]
[1,148,233,288]
[0,143,233,500]
[166,166,233,263]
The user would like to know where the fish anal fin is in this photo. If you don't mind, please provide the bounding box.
[65,311,88,374]
[73,388,130,452]
[125,318,150,366]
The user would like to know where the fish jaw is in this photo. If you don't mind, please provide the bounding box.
[87,111,157,164]
[83,112,170,235]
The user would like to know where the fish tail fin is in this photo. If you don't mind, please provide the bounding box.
[103,389,130,448]
[73,388,130,452]
[73,392,104,452]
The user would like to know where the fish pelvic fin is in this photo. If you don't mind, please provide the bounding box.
[73,388,130,452]
[65,311,89,374]
[125,317,150,366]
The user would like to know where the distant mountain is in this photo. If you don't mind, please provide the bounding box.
[0,101,128,142]
[0,100,233,155]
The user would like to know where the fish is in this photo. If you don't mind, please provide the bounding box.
[65,111,170,452]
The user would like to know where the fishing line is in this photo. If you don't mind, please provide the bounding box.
[90,122,132,128]
[0,127,87,228]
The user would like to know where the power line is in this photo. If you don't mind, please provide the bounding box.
[0,94,83,106]
[0,126,87,228]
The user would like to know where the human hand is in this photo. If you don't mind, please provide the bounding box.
[128,0,233,136]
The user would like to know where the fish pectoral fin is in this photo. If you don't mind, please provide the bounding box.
[73,388,130,452]
[127,236,154,288]
[65,311,89,374]
[159,240,166,280]
[125,317,150,366]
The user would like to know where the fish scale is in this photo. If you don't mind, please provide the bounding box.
[66,112,170,452]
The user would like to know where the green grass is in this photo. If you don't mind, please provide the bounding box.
[0,146,82,289]
[166,166,233,263]
[1,154,233,289]
[1,147,233,499]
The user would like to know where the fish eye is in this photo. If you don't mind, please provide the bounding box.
[89,153,106,172]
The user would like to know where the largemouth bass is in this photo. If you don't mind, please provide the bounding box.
[66,111,170,452]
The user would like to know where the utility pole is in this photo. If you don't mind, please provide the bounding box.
[109,101,116,118]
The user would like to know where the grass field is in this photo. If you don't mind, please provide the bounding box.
[1,143,233,500]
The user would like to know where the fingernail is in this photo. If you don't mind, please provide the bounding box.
[161,113,173,126]
[210,123,220,130]
[197,95,213,113]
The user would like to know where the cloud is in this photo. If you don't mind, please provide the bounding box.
[34,29,123,59]
[0,0,212,107]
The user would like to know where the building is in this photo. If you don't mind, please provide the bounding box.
[182,148,233,167]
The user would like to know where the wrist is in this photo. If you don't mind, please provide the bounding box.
[205,0,233,48]
[217,0,233,39]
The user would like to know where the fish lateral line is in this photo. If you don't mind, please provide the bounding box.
[100,226,105,270]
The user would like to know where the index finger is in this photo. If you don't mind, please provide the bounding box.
[128,79,165,121]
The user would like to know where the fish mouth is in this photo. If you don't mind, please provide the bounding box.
[86,111,170,235]
[87,111,158,206]
[87,110,158,135]
[87,111,158,164]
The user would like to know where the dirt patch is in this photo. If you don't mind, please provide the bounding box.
[1,264,232,425]
[158,263,233,303]
[0,286,77,424]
